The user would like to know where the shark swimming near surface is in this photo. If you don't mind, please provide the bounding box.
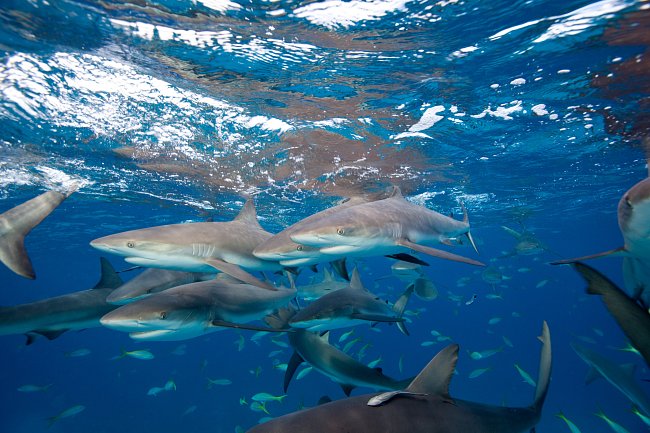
[0,186,76,279]
[90,199,280,290]
[0,257,122,344]
[265,307,413,396]
[248,321,551,433]
[100,274,296,341]
[570,262,650,367]
[287,187,484,267]
[552,173,650,307]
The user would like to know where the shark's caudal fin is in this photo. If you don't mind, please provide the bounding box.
[0,189,75,279]
[550,246,626,265]
[532,321,552,412]
[392,284,414,336]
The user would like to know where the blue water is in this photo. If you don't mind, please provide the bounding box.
[1,0,649,432]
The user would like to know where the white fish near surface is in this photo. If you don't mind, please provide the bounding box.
[91,200,280,290]
[287,188,483,267]
[0,186,76,279]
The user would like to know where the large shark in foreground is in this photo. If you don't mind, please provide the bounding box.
[0,258,122,344]
[553,176,650,306]
[570,262,650,367]
[0,187,75,279]
[287,188,484,267]
[100,275,296,341]
[248,321,551,433]
[90,200,280,290]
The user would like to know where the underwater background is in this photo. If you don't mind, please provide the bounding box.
[1,0,649,432]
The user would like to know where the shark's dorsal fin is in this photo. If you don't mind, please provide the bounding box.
[319,331,330,343]
[93,258,124,289]
[323,268,333,281]
[234,199,263,230]
[406,344,459,397]
[349,268,365,291]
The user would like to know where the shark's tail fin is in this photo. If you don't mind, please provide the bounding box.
[532,321,552,413]
[392,284,414,336]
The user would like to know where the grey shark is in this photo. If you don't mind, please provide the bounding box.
[571,262,650,367]
[90,199,280,290]
[0,257,122,344]
[100,276,296,341]
[295,267,348,301]
[288,268,412,335]
[248,321,551,433]
[106,268,214,304]
[288,187,484,267]
[0,187,75,279]
[553,177,650,306]
[572,341,650,416]
[266,307,413,396]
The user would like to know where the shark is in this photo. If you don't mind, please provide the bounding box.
[572,342,650,416]
[570,262,650,367]
[287,187,484,267]
[248,321,551,433]
[0,257,122,344]
[106,268,215,304]
[0,187,76,279]
[288,268,412,335]
[552,176,650,307]
[265,307,413,396]
[100,274,296,341]
[296,267,348,301]
[90,199,281,290]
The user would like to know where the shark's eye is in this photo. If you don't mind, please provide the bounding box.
[625,197,632,207]
[127,242,135,248]
[337,228,345,235]
[159,312,167,320]
[296,245,303,251]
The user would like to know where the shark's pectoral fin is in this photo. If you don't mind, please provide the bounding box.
[204,258,277,291]
[0,233,35,279]
[550,246,627,265]
[31,329,68,342]
[385,253,429,266]
[210,320,292,333]
[350,313,404,323]
[395,239,485,267]
[284,351,305,393]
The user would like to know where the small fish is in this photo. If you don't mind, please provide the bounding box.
[430,329,442,337]
[164,380,176,391]
[18,384,52,393]
[556,411,582,433]
[339,329,354,344]
[367,357,382,368]
[343,337,361,353]
[249,366,262,378]
[268,350,284,358]
[398,355,403,373]
[535,279,548,288]
[595,410,631,433]
[65,348,91,357]
[615,343,642,357]
[171,344,187,356]
[251,331,270,345]
[239,397,248,406]
[514,364,536,387]
[252,392,287,403]
[207,378,232,388]
[182,405,197,416]
[250,401,270,415]
[357,343,371,361]
[468,367,491,379]
[502,335,514,348]
[488,317,502,325]
[465,294,478,305]
[469,347,502,360]
[271,338,289,348]
[115,349,155,360]
[273,363,288,372]
[235,334,245,351]
[485,294,503,300]
[592,328,604,337]
[421,341,435,347]
[632,407,650,428]
[47,404,85,427]
[147,386,165,396]
[517,267,531,273]
[296,366,313,380]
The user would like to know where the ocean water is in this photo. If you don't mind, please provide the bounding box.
[1,0,649,432]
